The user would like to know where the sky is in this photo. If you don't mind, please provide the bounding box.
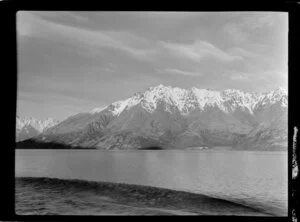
[17,11,288,121]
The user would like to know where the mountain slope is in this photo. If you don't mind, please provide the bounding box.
[31,85,287,150]
[16,124,40,142]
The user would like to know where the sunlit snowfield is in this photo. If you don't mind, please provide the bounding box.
[15,149,287,216]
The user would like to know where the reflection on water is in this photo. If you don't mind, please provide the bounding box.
[15,149,287,215]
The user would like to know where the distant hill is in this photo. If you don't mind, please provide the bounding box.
[16,139,95,149]
[16,117,60,142]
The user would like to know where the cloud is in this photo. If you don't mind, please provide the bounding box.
[157,68,201,76]
[133,11,205,19]
[222,70,250,81]
[228,47,262,58]
[226,45,282,73]
[17,11,158,61]
[29,11,90,24]
[222,12,287,45]
[37,11,90,23]
[18,11,249,69]
[160,40,243,63]
[227,47,270,63]
[228,72,249,81]
[20,11,279,71]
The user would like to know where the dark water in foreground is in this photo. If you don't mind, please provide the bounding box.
[15,149,287,216]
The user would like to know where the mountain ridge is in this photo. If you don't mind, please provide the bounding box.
[17,85,288,150]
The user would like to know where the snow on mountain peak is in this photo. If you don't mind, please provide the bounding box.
[16,116,60,132]
[257,87,288,108]
[88,85,287,117]
[108,98,134,116]
[272,87,288,96]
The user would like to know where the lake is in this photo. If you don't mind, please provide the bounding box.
[15,149,288,216]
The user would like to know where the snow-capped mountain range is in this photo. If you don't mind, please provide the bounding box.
[17,85,288,150]
[16,117,60,142]
[89,85,287,116]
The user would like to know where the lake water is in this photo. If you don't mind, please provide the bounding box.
[15,149,288,215]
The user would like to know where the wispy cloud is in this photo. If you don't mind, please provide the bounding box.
[227,46,271,64]
[19,11,251,67]
[17,11,158,61]
[160,40,243,63]
[31,11,90,24]
[228,47,261,58]
[157,68,201,76]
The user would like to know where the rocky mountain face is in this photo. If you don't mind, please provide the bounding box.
[32,85,287,150]
[16,117,60,142]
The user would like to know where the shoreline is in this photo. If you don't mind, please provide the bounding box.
[16,177,275,216]
[16,139,287,151]
[15,148,288,152]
